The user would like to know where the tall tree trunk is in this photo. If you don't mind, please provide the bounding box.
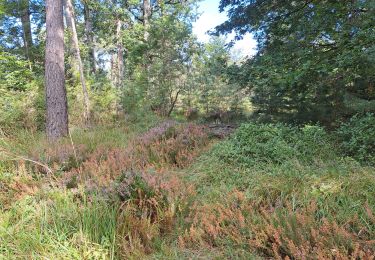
[64,0,91,124]
[84,2,96,74]
[143,0,151,40]
[45,0,69,140]
[143,0,152,90]
[115,19,124,88]
[19,0,33,62]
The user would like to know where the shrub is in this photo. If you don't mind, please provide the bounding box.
[336,113,375,165]
[211,123,335,167]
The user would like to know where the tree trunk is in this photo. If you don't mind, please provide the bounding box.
[110,54,116,84]
[115,19,124,88]
[84,2,96,74]
[19,0,33,62]
[143,0,152,90]
[143,0,151,40]
[168,89,180,117]
[64,0,91,124]
[45,0,69,140]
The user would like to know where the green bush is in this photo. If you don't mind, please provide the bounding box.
[211,123,335,167]
[336,113,375,165]
[0,50,44,130]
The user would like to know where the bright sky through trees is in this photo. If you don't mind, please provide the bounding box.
[192,0,257,57]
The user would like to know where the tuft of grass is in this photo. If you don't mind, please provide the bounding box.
[0,190,118,259]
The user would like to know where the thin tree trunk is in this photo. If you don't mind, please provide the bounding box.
[143,0,152,91]
[20,0,33,62]
[168,89,180,117]
[84,2,96,74]
[110,54,116,84]
[115,19,124,88]
[143,0,151,40]
[45,0,69,140]
[64,0,91,124]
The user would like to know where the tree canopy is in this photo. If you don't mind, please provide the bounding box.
[216,0,375,123]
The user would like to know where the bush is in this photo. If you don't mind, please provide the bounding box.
[336,113,375,165]
[211,123,335,167]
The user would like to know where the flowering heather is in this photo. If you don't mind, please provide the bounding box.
[137,120,178,145]
[65,121,209,189]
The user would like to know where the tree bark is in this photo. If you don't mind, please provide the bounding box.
[115,19,124,88]
[45,0,69,140]
[168,89,180,117]
[64,0,91,123]
[19,0,33,62]
[143,0,151,40]
[84,2,96,74]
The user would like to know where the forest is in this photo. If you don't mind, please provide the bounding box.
[0,0,375,259]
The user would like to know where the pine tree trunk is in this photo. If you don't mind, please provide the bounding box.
[64,0,91,124]
[20,0,33,62]
[45,0,69,140]
[84,3,96,74]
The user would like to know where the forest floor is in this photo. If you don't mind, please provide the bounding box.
[1,117,375,259]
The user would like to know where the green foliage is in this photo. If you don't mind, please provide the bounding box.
[0,50,42,130]
[217,0,375,124]
[211,123,334,167]
[337,113,375,165]
[0,50,32,91]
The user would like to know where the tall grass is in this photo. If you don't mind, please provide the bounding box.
[0,190,118,259]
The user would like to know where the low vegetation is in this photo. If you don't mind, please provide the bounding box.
[1,114,375,259]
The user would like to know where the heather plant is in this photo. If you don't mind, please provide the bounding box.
[75,121,209,188]
[181,190,375,259]
[134,122,209,168]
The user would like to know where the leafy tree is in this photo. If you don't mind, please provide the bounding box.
[216,0,375,124]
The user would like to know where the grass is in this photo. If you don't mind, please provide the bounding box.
[1,120,375,259]
[0,190,118,259]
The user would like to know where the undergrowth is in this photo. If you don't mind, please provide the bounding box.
[1,120,375,259]
[183,122,375,258]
